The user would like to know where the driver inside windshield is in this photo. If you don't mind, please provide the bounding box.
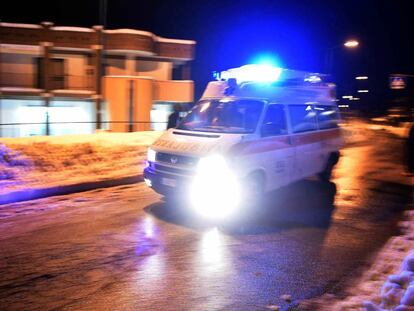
[177,99,264,134]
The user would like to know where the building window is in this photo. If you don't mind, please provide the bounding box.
[36,58,66,89]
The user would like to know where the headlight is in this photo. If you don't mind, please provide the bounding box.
[189,155,241,219]
[147,148,156,162]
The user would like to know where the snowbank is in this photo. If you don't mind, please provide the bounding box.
[362,212,414,311]
[0,131,162,197]
[300,207,414,311]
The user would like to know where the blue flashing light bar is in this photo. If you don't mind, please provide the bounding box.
[218,64,283,83]
[304,75,322,83]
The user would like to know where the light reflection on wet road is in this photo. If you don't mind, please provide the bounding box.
[0,122,412,311]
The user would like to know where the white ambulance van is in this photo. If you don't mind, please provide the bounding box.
[144,64,342,219]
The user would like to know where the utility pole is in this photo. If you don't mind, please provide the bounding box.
[95,0,107,130]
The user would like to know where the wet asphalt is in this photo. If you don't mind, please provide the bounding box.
[0,120,412,311]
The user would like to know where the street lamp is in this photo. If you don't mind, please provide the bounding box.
[325,39,360,74]
[344,40,359,48]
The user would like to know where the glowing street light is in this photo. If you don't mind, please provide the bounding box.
[325,39,360,73]
[344,40,359,48]
[355,76,368,80]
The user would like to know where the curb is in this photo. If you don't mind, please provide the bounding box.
[0,174,144,205]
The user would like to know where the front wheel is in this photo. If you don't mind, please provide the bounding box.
[244,172,265,207]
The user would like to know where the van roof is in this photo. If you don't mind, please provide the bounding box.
[201,80,336,104]
[202,66,336,104]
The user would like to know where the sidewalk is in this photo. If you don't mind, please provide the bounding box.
[0,131,162,205]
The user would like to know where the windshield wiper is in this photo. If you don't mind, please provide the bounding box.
[192,126,224,132]
[193,125,250,134]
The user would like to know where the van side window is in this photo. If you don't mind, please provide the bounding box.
[289,105,317,133]
[316,105,340,129]
[261,105,287,137]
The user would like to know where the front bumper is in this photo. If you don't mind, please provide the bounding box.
[144,165,192,197]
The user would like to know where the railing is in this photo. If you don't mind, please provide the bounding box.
[0,121,168,138]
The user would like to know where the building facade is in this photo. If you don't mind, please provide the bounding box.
[0,22,195,137]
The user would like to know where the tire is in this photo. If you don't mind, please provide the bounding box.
[319,152,340,181]
[244,172,265,206]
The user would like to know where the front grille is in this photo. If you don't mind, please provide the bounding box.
[153,163,194,176]
[156,152,198,167]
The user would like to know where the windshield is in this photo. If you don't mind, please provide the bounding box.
[177,99,264,133]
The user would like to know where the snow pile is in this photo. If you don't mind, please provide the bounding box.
[0,143,32,182]
[302,209,414,311]
[362,213,414,311]
[0,131,162,196]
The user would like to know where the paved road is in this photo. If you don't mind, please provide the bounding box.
[0,121,412,311]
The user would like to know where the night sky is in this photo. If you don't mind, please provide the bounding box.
[2,0,414,100]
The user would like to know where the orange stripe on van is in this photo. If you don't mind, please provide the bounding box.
[229,136,291,156]
[228,128,341,156]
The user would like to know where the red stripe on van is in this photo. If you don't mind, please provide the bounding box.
[228,128,341,156]
[291,131,321,145]
[319,128,342,140]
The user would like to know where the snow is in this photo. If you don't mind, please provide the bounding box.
[104,29,154,37]
[105,49,155,56]
[302,208,414,311]
[0,44,41,52]
[0,131,162,196]
[0,87,42,93]
[52,89,94,95]
[0,22,41,29]
[156,36,196,45]
[51,26,94,32]
[102,29,196,45]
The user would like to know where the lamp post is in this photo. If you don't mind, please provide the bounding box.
[325,39,359,74]
[344,40,359,48]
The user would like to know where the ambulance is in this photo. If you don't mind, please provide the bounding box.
[144,64,342,219]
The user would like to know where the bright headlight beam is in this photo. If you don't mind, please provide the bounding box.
[196,154,228,174]
[189,155,241,219]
